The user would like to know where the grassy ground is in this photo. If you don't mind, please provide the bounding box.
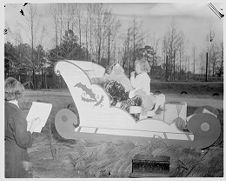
[151,81,223,98]
[19,89,223,178]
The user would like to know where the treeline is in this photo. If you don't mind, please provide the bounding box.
[5,30,88,89]
[5,3,224,89]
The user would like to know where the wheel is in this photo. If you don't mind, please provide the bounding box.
[187,113,221,149]
[55,109,80,140]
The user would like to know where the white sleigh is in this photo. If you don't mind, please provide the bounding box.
[54,60,221,148]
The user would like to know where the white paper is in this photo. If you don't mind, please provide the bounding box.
[26,102,52,133]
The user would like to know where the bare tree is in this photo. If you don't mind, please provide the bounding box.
[85,4,104,64]
[77,6,82,48]
[162,22,184,81]
[210,42,223,78]
[131,17,144,67]
[199,51,206,80]
[122,27,132,74]
[205,29,215,79]
[162,34,169,81]
[91,4,105,64]
[85,4,121,66]
[50,4,59,48]
[219,42,223,77]
[122,17,144,72]
[87,4,94,61]
[185,55,190,80]
[63,4,74,31]
[22,4,47,89]
[84,6,89,60]
[121,17,144,75]
[177,33,184,79]
[27,4,38,88]
[148,33,160,65]
[193,46,196,74]
[72,4,83,48]
[102,10,121,65]
[58,4,64,43]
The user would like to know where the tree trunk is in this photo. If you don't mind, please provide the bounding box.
[85,25,89,60]
[220,43,223,77]
[165,55,168,81]
[85,14,89,60]
[179,48,182,80]
[212,60,215,77]
[98,42,101,64]
[89,12,92,61]
[206,52,208,82]
[54,12,58,48]
[79,14,82,48]
[97,22,102,64]
[30,6,35,89]
[133,28,136,68]
[60,5,63,43]
[193,47,196,75]
[173,50,176,80]
[107,30,111,65]
[220,49,223,77]
[41,69,44,89]
[32,68,35,89]
[45,72,47,89]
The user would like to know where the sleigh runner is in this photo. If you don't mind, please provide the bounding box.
[54,60,221,149]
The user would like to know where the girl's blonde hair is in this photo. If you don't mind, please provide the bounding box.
[135,58,151,73]
[5,77,25,101]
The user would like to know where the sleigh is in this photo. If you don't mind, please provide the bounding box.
[54,60,221,149]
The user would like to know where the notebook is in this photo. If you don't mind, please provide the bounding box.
[26,101,52,133]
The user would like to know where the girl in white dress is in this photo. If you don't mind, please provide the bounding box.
[129,58,165,120]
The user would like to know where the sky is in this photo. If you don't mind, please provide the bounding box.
[104,3,223,51]
[4,1,224,72]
